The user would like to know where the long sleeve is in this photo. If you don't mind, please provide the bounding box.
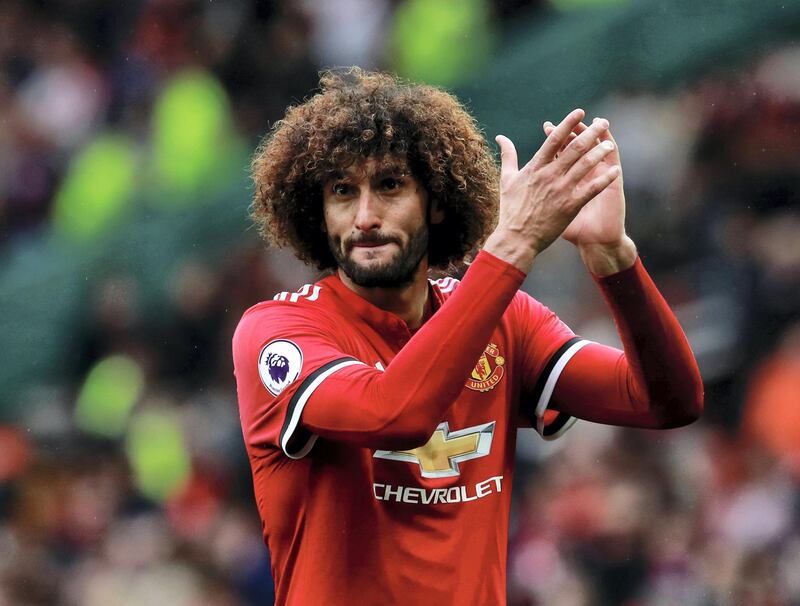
[302,251,524,448]
[550,257,704,429]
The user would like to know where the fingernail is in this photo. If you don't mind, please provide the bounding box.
[602,140,615,150]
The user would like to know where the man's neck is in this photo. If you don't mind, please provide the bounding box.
[337,262,430,330]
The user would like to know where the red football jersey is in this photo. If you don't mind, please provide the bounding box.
[233,253,587,605]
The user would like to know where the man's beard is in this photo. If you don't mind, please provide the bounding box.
[328,225,429,288]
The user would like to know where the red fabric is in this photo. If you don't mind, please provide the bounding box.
[551,258,704,428]
[232,251,577,606]
[302,251,526,448]
[232,252,702,605]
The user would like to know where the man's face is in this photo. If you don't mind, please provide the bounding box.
[322,157,437,288]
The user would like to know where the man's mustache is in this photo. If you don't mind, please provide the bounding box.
[344,233,401,253]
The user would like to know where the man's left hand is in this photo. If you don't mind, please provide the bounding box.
[543,118,637,276]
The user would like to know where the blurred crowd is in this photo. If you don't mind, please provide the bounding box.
[1,1,799,605]
[0,0,545,245]
[507,45,800,605]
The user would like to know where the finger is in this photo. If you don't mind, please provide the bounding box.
[554,118,609,172]
[575,165,621,205]
[545,120,589,137]
[559,133,577,156]
[546,121,599,158]
[565,139,616,185]
[597,126,621,166]
[544,122,579,155]
[557,119,609,164]
[495,135,519,177]
[531,108,585,167]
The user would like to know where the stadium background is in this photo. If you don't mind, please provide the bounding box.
[1,0,799,604]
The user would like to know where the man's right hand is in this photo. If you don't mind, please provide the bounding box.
[482,108,619,274]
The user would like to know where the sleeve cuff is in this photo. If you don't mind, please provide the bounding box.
[473,249,528,285]
[592,256,644,288]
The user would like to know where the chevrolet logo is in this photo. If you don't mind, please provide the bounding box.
[373,421,496,478]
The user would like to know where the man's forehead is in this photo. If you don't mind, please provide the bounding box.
[333,155,411,179]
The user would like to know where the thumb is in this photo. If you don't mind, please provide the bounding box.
[495,135,518,177]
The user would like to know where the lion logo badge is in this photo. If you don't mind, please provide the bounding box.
[466,342,505,392]
[258,339,303,396]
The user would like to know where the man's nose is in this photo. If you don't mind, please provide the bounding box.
[354,189,381,232]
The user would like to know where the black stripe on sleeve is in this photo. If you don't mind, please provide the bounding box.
[527,336,585,413]
[279,356,359,457]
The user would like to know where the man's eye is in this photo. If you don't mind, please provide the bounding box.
[332,183,351,196]
[380,177,403,191]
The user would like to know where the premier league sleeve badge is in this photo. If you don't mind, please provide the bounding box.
[258,339,304,396]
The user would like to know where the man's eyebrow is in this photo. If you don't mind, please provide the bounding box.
[373,164,410,177]
[327,163,409,181]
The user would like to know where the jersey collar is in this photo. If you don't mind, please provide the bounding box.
[320,272,445,339]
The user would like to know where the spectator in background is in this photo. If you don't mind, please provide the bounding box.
[743,322,800,477]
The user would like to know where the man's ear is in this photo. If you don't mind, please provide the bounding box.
[430,199,445,225]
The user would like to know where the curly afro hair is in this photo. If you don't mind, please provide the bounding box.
[250,67,499,271]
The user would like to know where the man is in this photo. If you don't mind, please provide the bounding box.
[233,68,703,605]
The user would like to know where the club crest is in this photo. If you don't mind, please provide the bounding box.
[466,342,505,392]
[258,339,303,396]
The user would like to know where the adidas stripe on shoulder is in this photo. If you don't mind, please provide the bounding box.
[433,276,460,294]
[273,283,321,303]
